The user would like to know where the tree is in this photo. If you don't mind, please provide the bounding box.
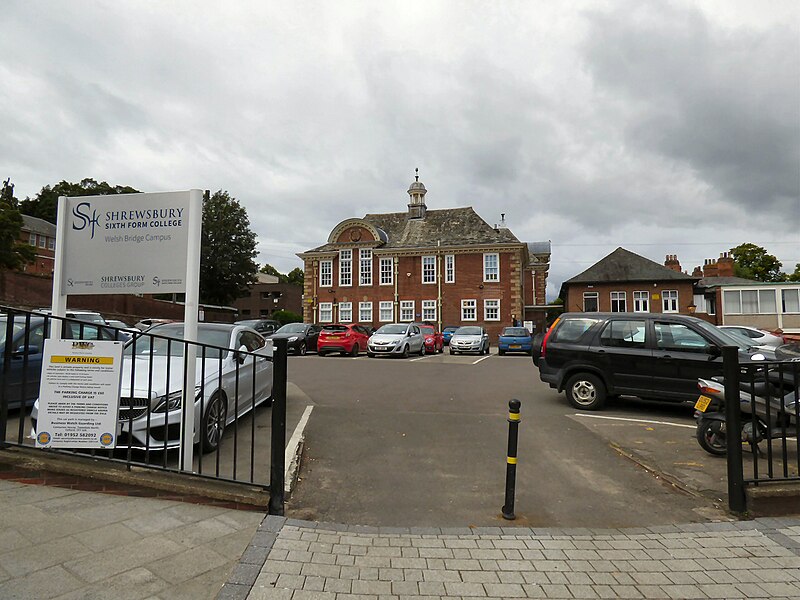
[200,190,259,306]
[787,264,800,282]
[0,179,36,270]
[271,309,303,325]
[729,243,786,282]
[286,267,304,286]
[20,178,140,224]
[259,263,288,283]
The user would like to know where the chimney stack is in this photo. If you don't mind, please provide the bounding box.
[717,252,735,277]
[703,258,719,278]
[664,254,682,272]
[692,265,703,278]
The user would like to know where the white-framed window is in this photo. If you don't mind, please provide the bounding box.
[583,292,598,312]
[662,290,679,313]
[339,249,352,286]
[783,289,800,313]
[633,291,649,312]
[379,257,393,285]
[379,301,394,322]
[445,255,455,283]
[28,233,36,246]
[422,300,437,322]
[39,236,46,248]
[359,302,372,322]
[461,299,477,321]
[610,291,627,312]
[319,302,333,323]
[483,253,499,282]
[339,302,352,323]
[724,289,779,314]
[319,260,332,287]
[422,256,436,284]
[359,249,372,286]
[48,238,55,250]
[484,299,500,321]
[400,301,415,322]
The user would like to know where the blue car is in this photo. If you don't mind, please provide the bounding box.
[442,326,458,346]
[498,326,533,356]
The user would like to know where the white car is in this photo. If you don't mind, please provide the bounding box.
[718,326,784,349]
[32,323,273,453]
[367,323,425,358]
[449,326,490,355]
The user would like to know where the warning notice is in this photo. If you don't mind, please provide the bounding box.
[35,339,123,449]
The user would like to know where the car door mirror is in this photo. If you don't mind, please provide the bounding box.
[706,345,722,358]
[235,345,249,364]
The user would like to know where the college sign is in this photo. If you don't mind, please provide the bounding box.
[61,191,193,295]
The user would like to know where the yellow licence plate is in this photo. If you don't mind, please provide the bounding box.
[694,395,712,412]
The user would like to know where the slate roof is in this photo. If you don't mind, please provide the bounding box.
[697,276,755,288]
[305,207,521,253]
[565,247,697,284]
[21,215,56,237]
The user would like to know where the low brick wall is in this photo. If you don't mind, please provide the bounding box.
[0,271,236,324]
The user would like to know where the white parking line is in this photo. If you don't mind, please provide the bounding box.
[410,354,436,362]
[572,414,696,429]
[472,354,493,365]
[285,405,314,493]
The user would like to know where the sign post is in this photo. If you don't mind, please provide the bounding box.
[49,190,203,471]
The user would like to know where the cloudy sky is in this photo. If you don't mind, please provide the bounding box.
[2,0,798,299]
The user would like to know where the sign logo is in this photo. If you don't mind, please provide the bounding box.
[153,276,161,286]
[99,432,114,446]
[71,201,100,239]
[37,431,51,445]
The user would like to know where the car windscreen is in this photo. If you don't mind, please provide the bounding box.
[550,318,601,343]
[0,318,28,352]
[455,326,482,335]
[376,324,408,335]
[714,327,753,352]
[124,325,232,358]
[502,328,529,336]
[277,323,306,334]
[420,326,435,335]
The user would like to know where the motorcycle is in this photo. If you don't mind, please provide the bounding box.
[694,360,800,456]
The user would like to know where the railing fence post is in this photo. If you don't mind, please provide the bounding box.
[723,345,746,513]
[269,338,288,515]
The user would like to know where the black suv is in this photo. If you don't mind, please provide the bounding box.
[537,312,767,410]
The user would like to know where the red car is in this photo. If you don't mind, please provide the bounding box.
[420,324,444,354]
[317,324,372,357]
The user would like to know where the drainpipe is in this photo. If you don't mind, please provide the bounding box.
[437,241,442,331]
[393,256,399,322]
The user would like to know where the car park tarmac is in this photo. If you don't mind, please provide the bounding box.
[285,351,736,528]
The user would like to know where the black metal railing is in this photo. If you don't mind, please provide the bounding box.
[0,306,287,512]
[723,346,800,511]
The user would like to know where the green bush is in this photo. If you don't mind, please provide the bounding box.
[272,310,303,325]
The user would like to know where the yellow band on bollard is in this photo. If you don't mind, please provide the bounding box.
[507,456,517,464]
[508,412,520,421]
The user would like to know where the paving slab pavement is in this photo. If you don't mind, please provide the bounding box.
[221,515,800,600]
[0,476,264,600]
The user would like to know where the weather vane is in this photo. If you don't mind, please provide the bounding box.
[415,168,419,182]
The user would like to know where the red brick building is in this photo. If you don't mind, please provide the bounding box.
[297,173,551,337]
[231,273,303,318]
[19,215,56,276]
[561,247,699,315]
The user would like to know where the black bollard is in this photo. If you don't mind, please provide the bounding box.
[502,399,521,520]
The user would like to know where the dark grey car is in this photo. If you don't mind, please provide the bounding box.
[269,323,321,355]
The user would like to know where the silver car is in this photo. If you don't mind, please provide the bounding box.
[367,323,425,358]
[449,326,490,355]
[32,323,273,453]
[718,325,784,349]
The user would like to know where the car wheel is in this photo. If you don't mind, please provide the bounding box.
[350,343,359,357]
[565,373,606,410]
[696,419,727,456]
[401,345,409,358]
[499,349,506,356]
[449,348,456,355]
[420,344,426,356]
[318,350,327,357]
[297,341,307,356]
[367,351,375,358]
[201,392,227,453]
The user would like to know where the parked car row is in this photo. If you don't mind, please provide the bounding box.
[534,312,791,412]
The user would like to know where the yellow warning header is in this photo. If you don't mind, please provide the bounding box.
[50,356,114,365]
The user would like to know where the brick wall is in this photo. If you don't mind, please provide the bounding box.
[303,250,526,339]
[0,271,236,324]
[231,283,303,318]
[565,281,697,314]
